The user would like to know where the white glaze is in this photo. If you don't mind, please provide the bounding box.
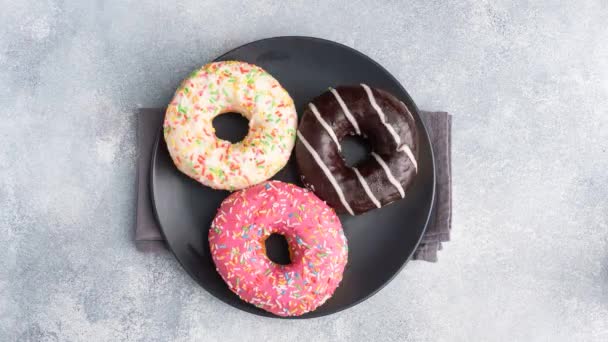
[330,87,361,135]
[400,100,415,124]
[353,167,381,208]
[371,152,405,198]
[309,103,341,151]
[297,131,354,215]
[361,83,401,146]
[400,145,418,172]
[164,61,297,190]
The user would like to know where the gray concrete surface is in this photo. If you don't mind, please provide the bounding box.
[1,1,607,341]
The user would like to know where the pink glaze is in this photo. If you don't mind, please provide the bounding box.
[209,181,348,316]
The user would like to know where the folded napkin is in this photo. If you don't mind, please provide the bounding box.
[412,111,452,262]
[135,108,452,261]
[135,108,167,252]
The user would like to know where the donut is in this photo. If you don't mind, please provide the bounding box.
[164,61,298,190]
[209,181,348,316]
[295,84,418,215]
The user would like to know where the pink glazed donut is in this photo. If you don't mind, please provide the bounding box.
[209,181,348,316]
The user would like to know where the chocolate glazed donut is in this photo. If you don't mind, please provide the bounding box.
[295,84,418,215]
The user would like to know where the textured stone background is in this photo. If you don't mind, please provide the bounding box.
[1,1,607,341]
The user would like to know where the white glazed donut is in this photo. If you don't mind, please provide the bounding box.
[163,61,298,190]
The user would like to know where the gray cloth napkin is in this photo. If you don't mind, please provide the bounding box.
[135,108,452,261]
[412,112,452,262]
[135,108,167,252]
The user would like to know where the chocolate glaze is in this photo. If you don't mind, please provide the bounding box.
[295,85,418,215]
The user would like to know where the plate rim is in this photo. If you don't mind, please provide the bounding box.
[150,35,436,318]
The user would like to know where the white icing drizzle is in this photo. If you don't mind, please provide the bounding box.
[330,87,361,135]
[353,167,381,208]
[297,131,354,215]
[400,101,415,123]
[309,103,341,151]
[400,145,418,173]
[371,152,405,198]
[361,83,401,147]
[396,101,418,172]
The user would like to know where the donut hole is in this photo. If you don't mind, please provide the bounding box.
[212,112,250,143]
[264,233,291,265]
[340,134,372,167]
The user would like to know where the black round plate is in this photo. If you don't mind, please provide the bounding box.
[151,36,435,318]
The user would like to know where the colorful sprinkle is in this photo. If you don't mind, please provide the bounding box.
[164,61,297,190]
[209,181,348,317]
